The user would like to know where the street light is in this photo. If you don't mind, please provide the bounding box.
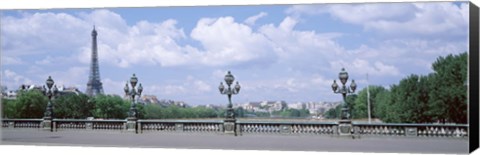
[218,71,241,135]
[219,71,241,119]
[332,68,357,136]
[43,76,58,132]
[124,74,143,133]
[331,68,357,120]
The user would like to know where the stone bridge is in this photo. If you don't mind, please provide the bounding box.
[1,118,470,154]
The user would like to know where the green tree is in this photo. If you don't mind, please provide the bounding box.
[385,74,431,123]
[428,52,468,124]
[352,85,387,119]
[93,95,129,119]
[54,94,94,119]
[235,107,245,118]
[2,98,16,118]
[14,90,48,118]
[324,104,342,119]
[373,90,391,121]
[144,104,163,119]
[136,103,146,119]
[345,94,357,118]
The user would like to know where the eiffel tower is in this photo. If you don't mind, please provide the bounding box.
[86,26,104,96]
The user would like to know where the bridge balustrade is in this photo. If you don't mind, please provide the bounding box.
[2,119,42,129]
[236,121,338,135]
[1,118,469,139]
[53,119,126,131]
[137,120,223,133]
[353,123,468,138]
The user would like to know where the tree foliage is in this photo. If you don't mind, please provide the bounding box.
[352,85,386,119]
[54,94,94,119]
[13,90,48,118]
[324,104,342,119]
[143,104,218,119]
[2,98,16,118]
[272,109,310,118]
[346,52,468,124]
[428,52,468,123]
[93,95,130,119]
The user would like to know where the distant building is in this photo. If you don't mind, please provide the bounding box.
[140,95,160,105]
[259,100,287,112]
[205,104,222,110]
[10,84,84,98]
[243,101,261,112]
[173,101,188,108]
[57,86,82,96]
[288,102,306,110]
[4,91,18,99]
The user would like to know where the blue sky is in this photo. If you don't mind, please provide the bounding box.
[0,2,469,105]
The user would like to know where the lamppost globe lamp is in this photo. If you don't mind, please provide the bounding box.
[331,68,357,136]
[219,71,241,135]
[218,82,225,93]
[46,76,54,90]
[234,82,241,93]
[124,82,129,95]
[43,76,58,132]
[332,80,338,92]
[224,71,234,85]
[130,74,138,88]
[125,73,142,133]
[339,68,348,85]
[138,83,143,95]
[350,80,357,92]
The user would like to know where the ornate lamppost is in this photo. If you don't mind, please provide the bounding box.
[124,74,143,133]
[331,68,356,135]
[218,71,241,135]
[42,76,58,132]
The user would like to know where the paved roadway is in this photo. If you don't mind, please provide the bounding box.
[1,129,469,154]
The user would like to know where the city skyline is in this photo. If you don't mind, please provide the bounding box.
[1,2,469,105]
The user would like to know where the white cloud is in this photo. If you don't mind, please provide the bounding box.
[163,85,187,95]
[310,74,333,88]
[2,9,344,71]
[3,70,33,86]
[244,12,267,26]
[43,66,89,90]
[102,78,127,96]
[286,2,468,38]
[147,76,212,97]
[2,56,24,65]
[191,16,276,66]
[330,59,401,77]
[34,55,77,65]
[259,16,344,67]
[212,69,228,80]
[193,80,211,92]
[79,18,194,68]
[364,3,468,37]
[1,12,90,56]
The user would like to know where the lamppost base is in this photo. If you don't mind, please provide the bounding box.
[223,118,236,135]
[126,117,137,133]
[338,120,352,136]
[42,118,52,131]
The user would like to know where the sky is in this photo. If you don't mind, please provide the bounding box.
[0,2,469,105]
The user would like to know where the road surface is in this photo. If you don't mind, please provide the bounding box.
[1,129,469,154]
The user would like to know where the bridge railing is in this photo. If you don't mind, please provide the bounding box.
[1,118,468,138]
[2,119,43,129]
[53,119,126,131]
[236,121,338,135]
[352,123,468,138]
[137,120,223,133]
